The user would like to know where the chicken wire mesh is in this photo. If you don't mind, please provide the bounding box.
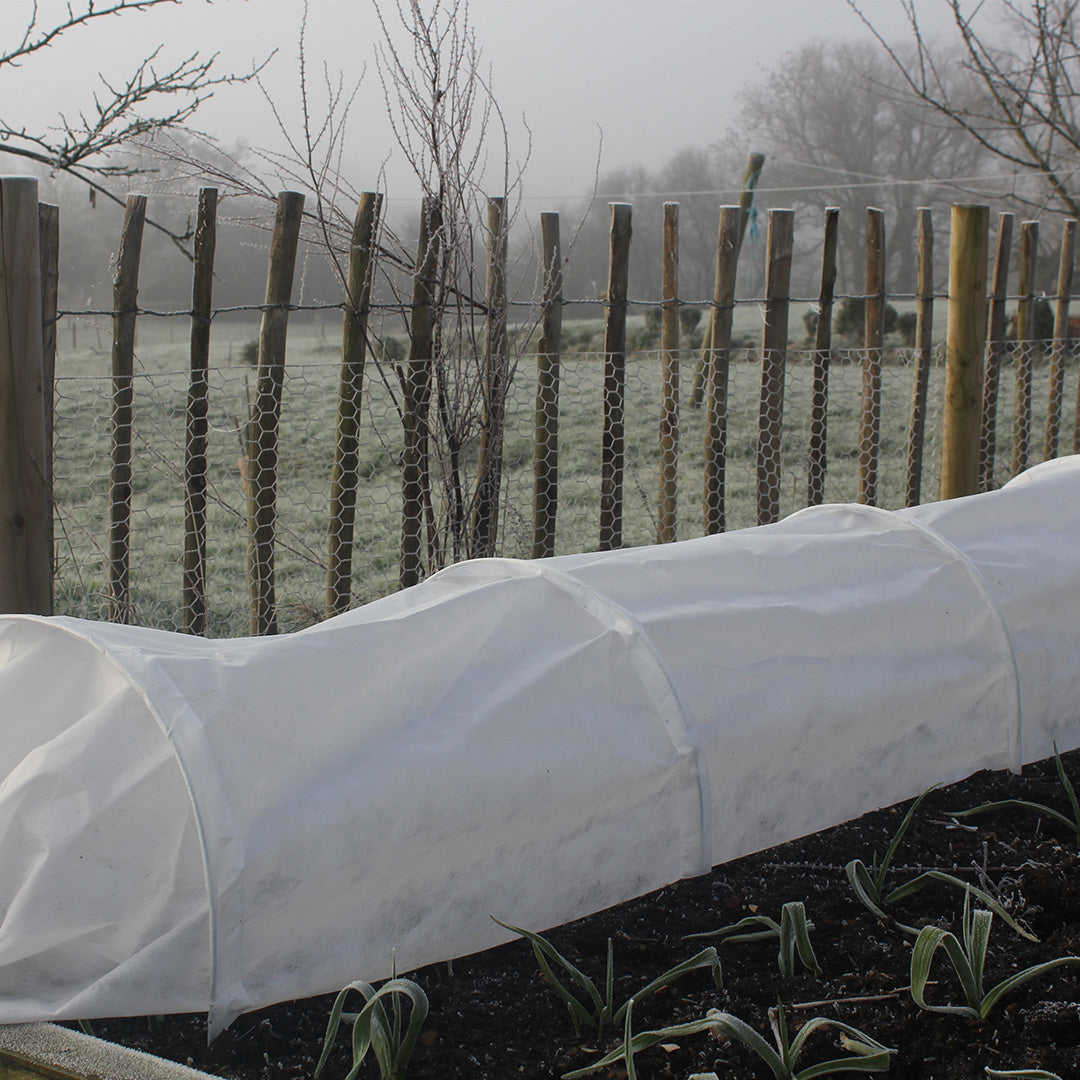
[980,336,1080,487]
[49,318,1076,638]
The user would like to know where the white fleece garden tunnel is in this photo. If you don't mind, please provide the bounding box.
[3,456,1080,1037]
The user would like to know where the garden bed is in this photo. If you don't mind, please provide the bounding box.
[75,748,1080,1079]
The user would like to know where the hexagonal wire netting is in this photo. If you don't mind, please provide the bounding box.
[50,308,1077,641]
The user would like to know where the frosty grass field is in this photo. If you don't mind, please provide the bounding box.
[49,306,1065,636]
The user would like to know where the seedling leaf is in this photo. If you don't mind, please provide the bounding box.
[316,978,428,1080]
[910,892,1080,1020]
[985,1069,1065,1079]
[611,947,723,1025]
[492,918,604,1033]
[687,902,818,978]
[778,902,822,978]
[496,918,721,1039]
[954,744,1080,845]
[560,1016,722,1078]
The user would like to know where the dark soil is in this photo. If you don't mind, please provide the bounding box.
[81,749,1080,1080]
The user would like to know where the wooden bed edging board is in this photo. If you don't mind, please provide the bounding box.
[0,1024,220,1080]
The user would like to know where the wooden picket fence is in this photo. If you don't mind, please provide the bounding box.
[1,175,1076,635]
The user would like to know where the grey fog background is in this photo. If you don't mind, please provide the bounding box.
[1,0,961,204]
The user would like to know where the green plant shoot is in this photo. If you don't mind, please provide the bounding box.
[565,999,893,1079]
[314,977,429,1080]
[910,889,1080,1020]
[845,787,1035,940]
[953,743,1080,844]
[561,997,730,1080]
[686,900,821,978]
[985,1069,1065,1079]
[493,917,722,1038]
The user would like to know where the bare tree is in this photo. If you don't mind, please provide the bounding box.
[849,0,1080,220]
[0,0,266,239]
[372,0,530,578]
[734,39,988,291]
[562,149,743,308]
[151,0,532,586]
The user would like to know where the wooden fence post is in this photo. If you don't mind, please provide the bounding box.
[599,202,631,551]
[657,202,679,544]
[247,190,304,635]
[401,196,440,589]
[183,187,217,635]
[807,207,839,507]
[38,201,58,611]
[1012,221,1038,476]
[941,204,989,500]
[472,195,509,558]
[1043,217,1076,460]
[977,212,1013,493]
[756,208,794,526]
[860,208,886,507]
[704,205,742,534]
[0,177,51,615]
[904,209,935,507]
[327,191,382,617]
[532,211,562,559]
[689,151,764,408]
[109,194,147,624]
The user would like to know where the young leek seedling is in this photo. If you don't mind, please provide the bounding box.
[846,787,1035,940]
[686,900,821,978]
[315,977,429,1080]
[565,1000,893,1080]
[561,997,722,1079]
[953,743,1080,845]
[910,889,1080,1020]
[493,917,721,1038]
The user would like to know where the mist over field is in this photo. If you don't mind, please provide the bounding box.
[1,0,972,313]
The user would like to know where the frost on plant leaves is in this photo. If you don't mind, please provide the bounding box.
[686,900,821,978]
[909,889,1080,1020]
[493,917,721,1038]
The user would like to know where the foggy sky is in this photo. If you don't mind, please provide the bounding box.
[1,0,961,205]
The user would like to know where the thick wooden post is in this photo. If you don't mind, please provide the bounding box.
[860,208,885,506]
[1012,221,1038,476]
[472,196,510,558]
[327,191,382,616]
[401,197,440,589]
[807,207,839,507]
[703,206,742,534]
[905,209,936,507]
[109,194,147,624]
[532,211,562,559]
[0,177,50,615]
[599,202,631,551]
[941,204,989,500]
[657,202,679,544]
[247,190,304,635]
[756,208,794,526]
[1044,217,1076,460]
[977,212,1013,493]
[183,187,217,635]
[38,201,58,611]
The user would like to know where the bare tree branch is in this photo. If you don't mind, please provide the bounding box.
[727,38,990,291]
[848,0,1080,219]
[155,0,534,573]
[0,0,273,249]
[2,0,182,67]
